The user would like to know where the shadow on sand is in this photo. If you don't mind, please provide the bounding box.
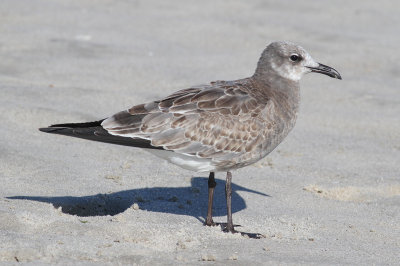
[7,177,269,223]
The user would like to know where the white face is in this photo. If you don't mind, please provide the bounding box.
[269,43,319,81]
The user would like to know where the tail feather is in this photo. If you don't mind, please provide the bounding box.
[39,120,163,150]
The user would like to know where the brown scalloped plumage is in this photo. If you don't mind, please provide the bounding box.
[102,78,300,171]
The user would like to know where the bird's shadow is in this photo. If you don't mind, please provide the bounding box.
[7,177,269,223]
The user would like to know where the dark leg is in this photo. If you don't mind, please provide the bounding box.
[205,172,216,226]
[224,171,235,233]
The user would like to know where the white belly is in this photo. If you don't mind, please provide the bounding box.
[145,149,215,172]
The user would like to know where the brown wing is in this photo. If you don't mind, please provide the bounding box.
[101,80,273,161]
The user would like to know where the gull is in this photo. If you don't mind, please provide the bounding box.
[40,41,341,234]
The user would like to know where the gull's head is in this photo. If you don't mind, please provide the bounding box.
[255,41,341,82]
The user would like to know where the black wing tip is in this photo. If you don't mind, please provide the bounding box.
[39,119,106,133]
[39,127,63,133]
[38,124,165,150]
[51,119,105,128]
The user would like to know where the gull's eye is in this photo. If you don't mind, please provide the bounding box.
[290,54,300,62]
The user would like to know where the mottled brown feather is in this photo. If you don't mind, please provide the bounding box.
[102,78,300,171]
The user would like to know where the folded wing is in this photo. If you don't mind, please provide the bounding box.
[102,80,273,162]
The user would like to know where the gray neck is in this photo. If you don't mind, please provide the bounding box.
[252,68,301,124]
[252,70,300,104]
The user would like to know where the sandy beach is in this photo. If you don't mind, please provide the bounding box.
[1,0,399,264]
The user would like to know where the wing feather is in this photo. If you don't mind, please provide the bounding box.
[102,79,273,164]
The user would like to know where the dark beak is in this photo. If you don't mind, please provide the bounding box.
[307,63,342,80]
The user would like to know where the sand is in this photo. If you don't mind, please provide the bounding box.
[1,0,399,264]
